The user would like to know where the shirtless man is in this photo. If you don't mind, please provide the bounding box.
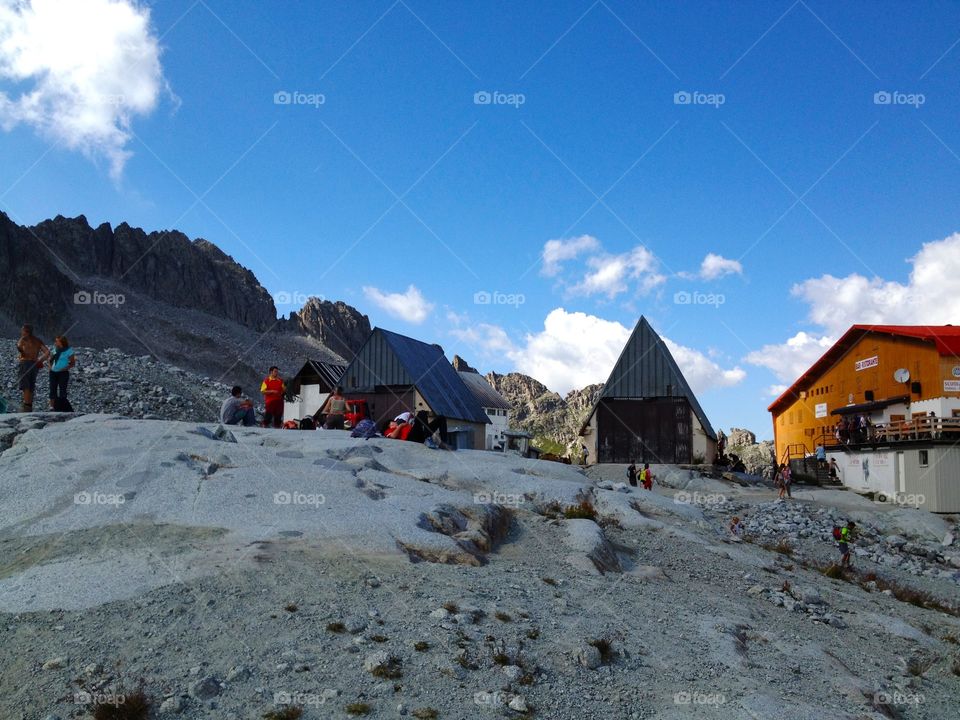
[16,324,49,412]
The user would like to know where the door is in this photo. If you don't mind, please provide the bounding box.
[597,398,692,464]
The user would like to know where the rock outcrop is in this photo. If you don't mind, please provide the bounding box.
[21,214,277,330]
[485,372,602,447]
[728,428,757,447]
[452,355,478,373]
[282,297,371,360]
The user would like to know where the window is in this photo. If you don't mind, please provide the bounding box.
[919,450,929,467]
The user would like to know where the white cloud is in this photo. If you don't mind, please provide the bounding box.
[745,231,960,384]
[744,331,836,384]
[363,284,434,324]
[766,384,788,398]
[662,337,746,395]
[506,308,745,396]
[571,246,665,298]
[0,0,169,178]
[699,253,742,280]
[541,234,600,276]
[450,322,514,356]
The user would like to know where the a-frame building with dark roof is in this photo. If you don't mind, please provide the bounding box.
[579,316,717,465]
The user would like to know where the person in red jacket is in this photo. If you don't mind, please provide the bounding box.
[260,366,286,428]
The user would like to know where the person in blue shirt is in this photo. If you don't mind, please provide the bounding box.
[48,335,76,411]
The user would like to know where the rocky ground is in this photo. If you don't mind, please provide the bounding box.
[1,339,231,422]
[0,414,958,720]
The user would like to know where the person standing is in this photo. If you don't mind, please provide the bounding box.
[260,366,286,428]
[627,460,638,487]
[641,463,654,491]
[838,521,856,568]
[47,335,76,411]
[220,386,256,426]
[16,324,49,412]
[316,385,349,429]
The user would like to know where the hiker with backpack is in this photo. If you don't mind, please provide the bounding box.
[640,463,654,490]
[260,366,286,428]
[16,324,49,413]
[833,521,856,568]
[220,386,256,426]
[47,335,76,412]
[627,460,638,487]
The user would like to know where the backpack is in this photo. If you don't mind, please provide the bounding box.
[350,418,378,439]
[832,526,843,541]
[299,417,315,431]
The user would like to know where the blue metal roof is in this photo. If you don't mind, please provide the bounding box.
[342,328,490,424]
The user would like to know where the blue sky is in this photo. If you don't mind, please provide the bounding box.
[4,0,960,439]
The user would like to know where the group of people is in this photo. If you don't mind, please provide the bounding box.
[835,414,872,444]
[626,460,654,490]
[9,324,76,413]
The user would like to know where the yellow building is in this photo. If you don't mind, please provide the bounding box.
[768,325,960,512]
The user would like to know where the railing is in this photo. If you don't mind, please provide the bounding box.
[873,417,960,443]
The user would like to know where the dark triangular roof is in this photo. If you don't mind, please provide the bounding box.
[291,360,346,391]
[583,316,716,439]
[458,371,512,411]
[341,328,489,424]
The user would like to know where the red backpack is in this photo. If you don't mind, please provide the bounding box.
[832,526,842,541]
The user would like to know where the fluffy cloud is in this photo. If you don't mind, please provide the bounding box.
[363,284,434,324]
[743,331,835,384]
[0,0,169,177]
[541,234,599,276]
[699,253,743,280]
[745,232,960,385]
[500,308,744,396]
[571,246,665,298]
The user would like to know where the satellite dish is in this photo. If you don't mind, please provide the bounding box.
[894,368,910,383]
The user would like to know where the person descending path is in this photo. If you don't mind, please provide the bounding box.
[16,324,49,413]
[833,520,856,568]
[260,366,286,428]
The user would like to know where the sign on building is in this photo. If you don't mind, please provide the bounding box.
[945,380,960,392]
[855,355,879,372]
[815,402,827,418]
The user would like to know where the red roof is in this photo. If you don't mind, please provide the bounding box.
[768,324,960,414]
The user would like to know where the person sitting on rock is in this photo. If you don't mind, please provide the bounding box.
[220,386,256,426]
[316,386,348,429]
[260,366,286,428]
[407,410,449,447]
[16,324,49,413]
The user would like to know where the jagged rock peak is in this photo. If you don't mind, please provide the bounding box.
[452,355,479,373]
[286,298,370,361]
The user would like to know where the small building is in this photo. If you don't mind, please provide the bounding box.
[579,316,718,464]
[338,328,490,448]
[768,324,960,512]
[457,370,512,449]
[283,360,346,421]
